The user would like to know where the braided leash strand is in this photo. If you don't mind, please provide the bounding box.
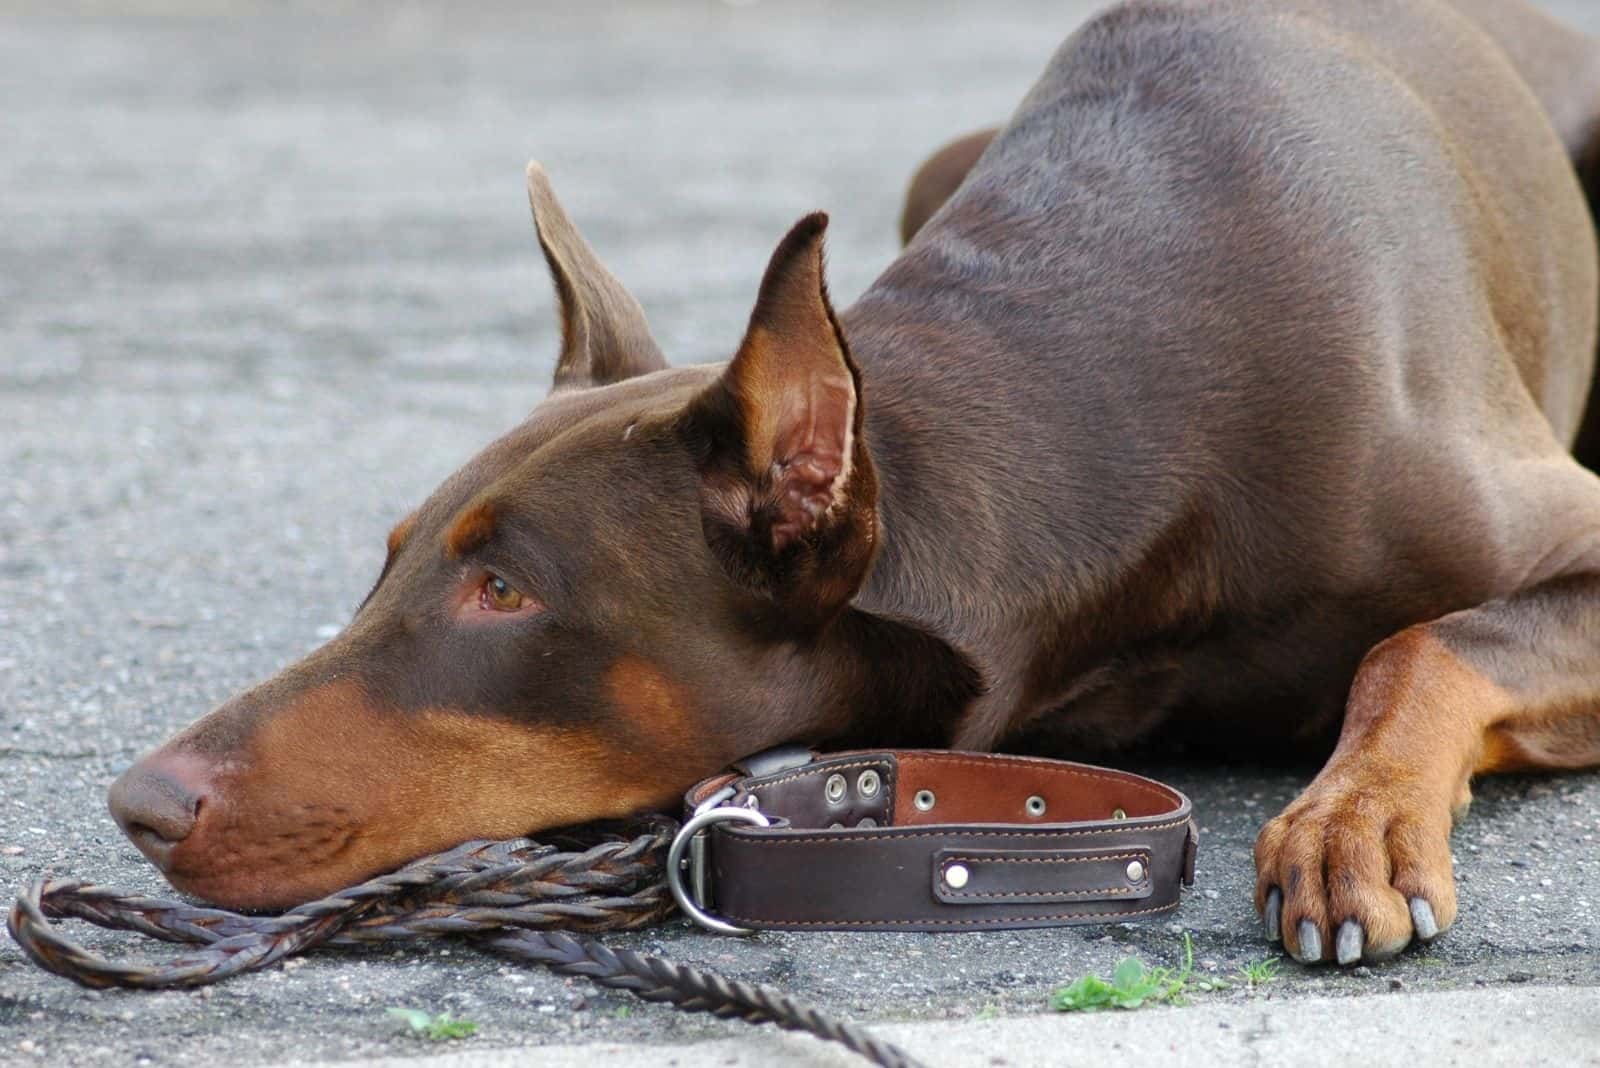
[481,931,923,1068]
[6,822,925,1068]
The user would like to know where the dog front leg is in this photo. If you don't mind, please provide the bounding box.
[1254,570,1600,964]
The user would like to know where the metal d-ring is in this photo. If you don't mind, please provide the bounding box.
[666,805,771,936]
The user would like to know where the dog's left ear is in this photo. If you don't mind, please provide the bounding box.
[683,212,878,624]
[526,161,668,389]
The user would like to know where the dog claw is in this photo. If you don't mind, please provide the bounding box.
[1335,920,1363,965]
[1297,919,1322,963]
[1265,888,1282,942]
[1410,897,1439,942]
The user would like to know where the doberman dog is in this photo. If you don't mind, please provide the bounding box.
[110,0,1600,966]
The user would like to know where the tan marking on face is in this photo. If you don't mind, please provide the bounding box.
[160,678,698,909]
[606,655,699,751]
[386,512,418,557]
[444,500,498,558]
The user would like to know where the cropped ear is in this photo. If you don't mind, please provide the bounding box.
[683,212,878,624]
[526,161,668,389]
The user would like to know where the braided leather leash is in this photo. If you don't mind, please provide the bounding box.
[10,748,1196,1065]
[7,819,922,1068]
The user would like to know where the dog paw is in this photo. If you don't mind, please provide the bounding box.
[1253,771,1456,965]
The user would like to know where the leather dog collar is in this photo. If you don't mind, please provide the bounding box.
[675,748,1198,934]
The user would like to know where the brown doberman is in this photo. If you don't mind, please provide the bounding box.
[110,0,1600,966]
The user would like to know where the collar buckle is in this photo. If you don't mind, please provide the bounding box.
[666,805,770,936]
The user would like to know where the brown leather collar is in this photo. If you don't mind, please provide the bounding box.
[677,748,1198,933]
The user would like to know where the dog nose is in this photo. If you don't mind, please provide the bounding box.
[108,758,205,865]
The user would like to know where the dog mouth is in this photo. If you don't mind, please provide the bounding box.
[111,781,369,910]
[108,673,708,910]
[154,833,367,911]
[106,748,388,908]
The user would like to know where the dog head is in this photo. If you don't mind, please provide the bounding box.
[109,164,980,909]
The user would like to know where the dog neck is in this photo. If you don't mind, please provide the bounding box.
[835,271,1221,747]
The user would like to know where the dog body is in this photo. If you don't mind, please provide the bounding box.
[111,0,1600,965]
[864,0,1599,761]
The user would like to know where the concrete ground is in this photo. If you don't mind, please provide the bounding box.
[2,1,1598,1065]
[303,987,1600,1067]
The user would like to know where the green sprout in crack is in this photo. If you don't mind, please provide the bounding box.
[386,1007,479,1041]
[1236,956,1282,989]
[1050,933,1228,1012]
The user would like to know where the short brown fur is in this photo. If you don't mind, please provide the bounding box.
[111,0,1600,967]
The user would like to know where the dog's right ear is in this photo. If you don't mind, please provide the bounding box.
[681,213,879,626]
[526,162,668,390]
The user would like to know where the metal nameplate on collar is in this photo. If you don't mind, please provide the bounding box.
[729,744,815,779]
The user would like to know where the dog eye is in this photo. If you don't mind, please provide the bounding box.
[480,574,526,612]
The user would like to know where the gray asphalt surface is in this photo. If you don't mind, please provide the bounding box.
[2,1,1598,1065]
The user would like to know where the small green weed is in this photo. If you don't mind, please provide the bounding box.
[1050,937,1290,1013]
[386,1007,479,1041]
[1236,956,1281,989]
[1050,933,1218,1012]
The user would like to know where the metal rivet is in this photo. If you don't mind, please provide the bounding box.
[829,822,845,830]
[944,863,970,889]
[1126,860,1145,882]
[913,789,936,812]
[857,817,877,828]
[857,769,881,798]
[1111,808,1127,821]
[1025,795,1047,817]
[824,773,847,804]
